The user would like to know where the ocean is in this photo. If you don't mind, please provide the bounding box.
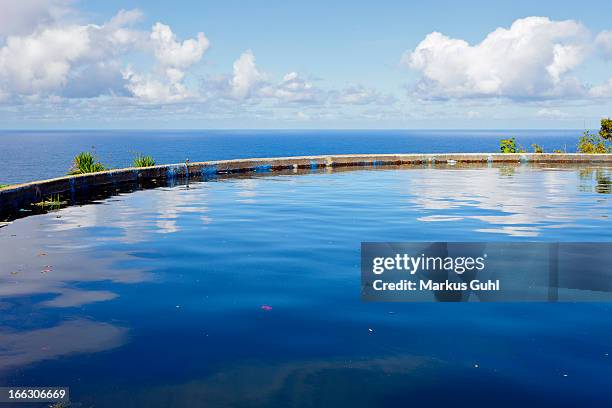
[0,129,582,184]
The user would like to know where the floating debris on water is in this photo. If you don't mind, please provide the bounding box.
[261,305,273,311]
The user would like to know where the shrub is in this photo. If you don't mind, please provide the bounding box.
[532,144,544,153]
[577,130,608,154]
[133,154,156,167]
[599,118,612,141]
[0,184,8,188]
[500,138,517,153]
[68,152,106,175]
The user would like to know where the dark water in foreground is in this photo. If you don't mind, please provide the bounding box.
[0,129,582,184]
[1,165,611,407]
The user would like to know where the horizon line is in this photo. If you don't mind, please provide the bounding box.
[0,128,593,132]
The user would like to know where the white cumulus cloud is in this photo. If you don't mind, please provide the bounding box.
[0,0,75,36]
[589,78,612,98]
[150,22,209,69]
[0,3,207,103]
[0,8,146,99]
[223,51,323,104]
[122,67,190,103]
[230,50,265,99]
[123,23,209,103]
[596,30,612,59]
[261,72,320,103]
[0,25,90,95]
[403,16,591,100]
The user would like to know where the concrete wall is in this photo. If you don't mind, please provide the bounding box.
[1,153,611,217]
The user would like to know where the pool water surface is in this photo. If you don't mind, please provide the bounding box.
[1,165,611,407]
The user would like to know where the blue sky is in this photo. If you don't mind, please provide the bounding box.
[0,0,611,129]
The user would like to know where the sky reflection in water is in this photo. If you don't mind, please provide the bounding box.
[0,165,611,407]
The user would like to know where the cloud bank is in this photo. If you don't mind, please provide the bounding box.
[0,4,610,126]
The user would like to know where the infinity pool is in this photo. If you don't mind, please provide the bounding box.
[1,165,611,407]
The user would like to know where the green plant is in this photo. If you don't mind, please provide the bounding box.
[599,118,612,141]
[33,194,67,209]
[532,144,544,153]
[0,184,9,188]
[577,130,608,154]
[68,152,106,175]
[133,153,156,167]
[500,138,517,153]
[552,149,563,153]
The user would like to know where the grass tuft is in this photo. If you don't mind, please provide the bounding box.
[69,152,106,175]
[132,154,156,168]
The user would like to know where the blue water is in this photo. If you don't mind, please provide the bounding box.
[0,165,611,407]
[0,129,583,184]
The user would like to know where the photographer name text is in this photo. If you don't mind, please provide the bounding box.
[372,279,500,292]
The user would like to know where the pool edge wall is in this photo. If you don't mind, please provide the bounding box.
[1,153,611,215]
